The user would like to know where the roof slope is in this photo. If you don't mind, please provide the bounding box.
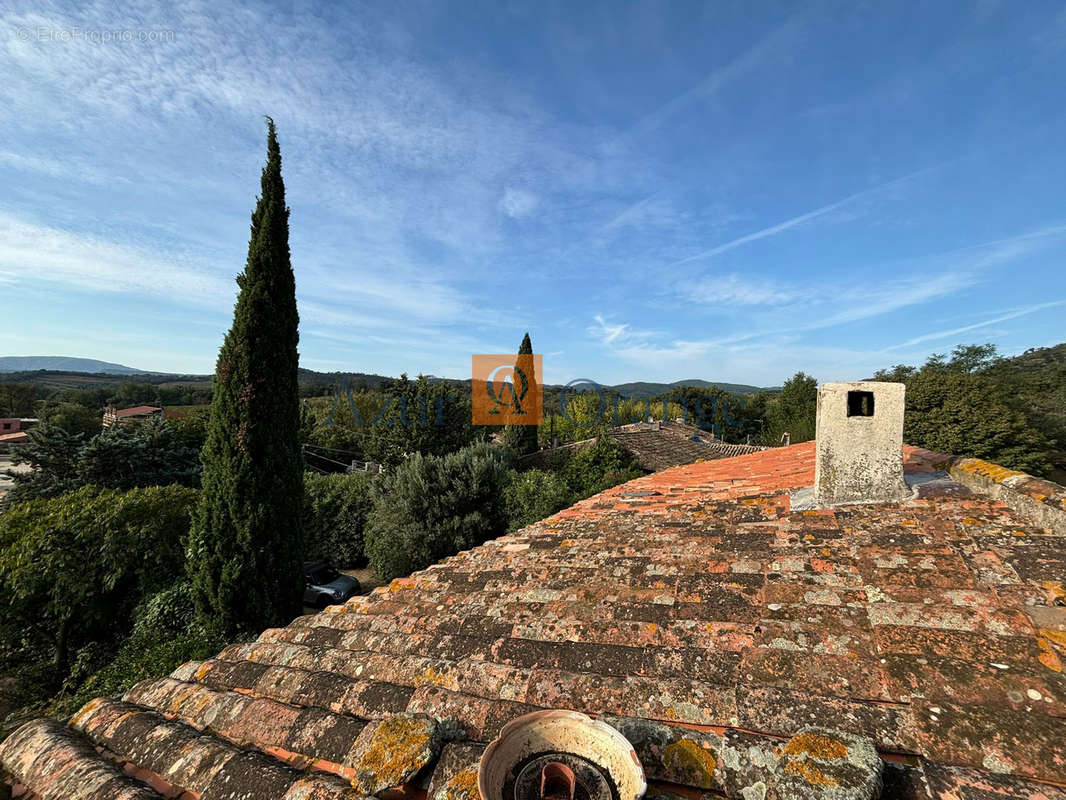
[520,420,766,473]
[3,443,1065,799]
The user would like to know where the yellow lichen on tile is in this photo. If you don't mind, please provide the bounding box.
[783,759,839,787]
[444,768,480,800]
[353,716,434,791]
[781,731,848,761]
[663,738,718,786]
[955,459,1024,484]
[1037,637,1063,673]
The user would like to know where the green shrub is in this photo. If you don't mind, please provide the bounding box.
[0,485,198,698]
[365,443,508,579]
[56,582,228,716]
[504,469,572,530]
[560,436,643,499]
[303,471,374,566]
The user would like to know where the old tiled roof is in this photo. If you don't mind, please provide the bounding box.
[607,422,766,472]
[113,405,163,417]
[3,443,1066,799]
[520,420,766,473]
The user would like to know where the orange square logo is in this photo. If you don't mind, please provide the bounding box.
[472,353,543,425]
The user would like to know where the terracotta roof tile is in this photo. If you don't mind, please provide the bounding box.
[113,405,163,417]
[518,421,767,473]
[3,442,1066,798]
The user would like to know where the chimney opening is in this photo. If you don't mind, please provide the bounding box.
[847,390,875,417]
[540,761,578,800]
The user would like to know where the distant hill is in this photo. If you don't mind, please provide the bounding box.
[0,360,775,399]
[1007,342,1066,372]
[605,379,775,398]
[0,356,146,374]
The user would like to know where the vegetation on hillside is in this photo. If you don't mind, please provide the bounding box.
[873,343,1061,477]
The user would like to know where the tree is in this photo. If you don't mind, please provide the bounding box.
[77,417,200,490]
[560,435,643,498]
[870,344,1058,477]
[502,333,540,455]
[946,343,1003,374]
[364,443,509,580]
[2,424,84,504]
[36,400,102,438]
[360,374,477,466]
[0,485,196,693]
[766,372,817,444]
[0,382,42,417]
[303,471,374,566]
[186,119,304,636]
[504,468,572,531]
[3,419,200,505]
[904,369,1051,474]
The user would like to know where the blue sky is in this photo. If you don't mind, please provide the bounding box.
[1,0,1064,386]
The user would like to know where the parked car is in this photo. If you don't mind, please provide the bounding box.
[303,561,360,608]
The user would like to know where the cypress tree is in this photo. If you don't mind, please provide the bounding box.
[503,332,539,455]
[187,118,304,635]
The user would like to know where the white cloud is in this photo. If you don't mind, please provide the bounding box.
[0,212,233,305]
[684,274,798,306]
[588,314,660,346]
[499,188,539,219]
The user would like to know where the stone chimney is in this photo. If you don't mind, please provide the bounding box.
[814,381,908,506]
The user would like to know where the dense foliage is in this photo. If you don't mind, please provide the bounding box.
[357,375,479,466]
[0,486,199,710]
[504,468,573,530]
[558,435,644,499]
[0,382,45,417]
[3,418,200,505]
[187,120,305,636]
[35,400,102,438]
[365,443,509,579]
[305,374,480,466]
[303,471,374,566]
[56,582,227,717]
[762,372,818,445]
[874,344,1057,476]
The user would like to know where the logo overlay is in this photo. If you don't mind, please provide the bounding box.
[472,353,543,425]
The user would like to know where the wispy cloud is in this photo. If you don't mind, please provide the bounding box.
[588,314,660,346]
[607,18,803,151]
[683,274,798,306]
[886,300,1066,349]
[669,167,940,267]
[0,212,233,305]
[671,221,1066,345]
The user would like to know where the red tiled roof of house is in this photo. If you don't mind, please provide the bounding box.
[113,405,163,417]
[2,443,1065,799]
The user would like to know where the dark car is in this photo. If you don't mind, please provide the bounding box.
[303,562,360,608]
